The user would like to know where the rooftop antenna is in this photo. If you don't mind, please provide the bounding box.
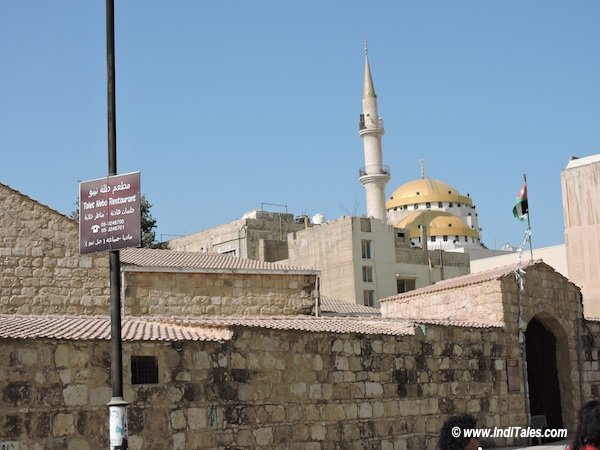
[420,159,425,179]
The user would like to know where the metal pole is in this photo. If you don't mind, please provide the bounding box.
[106,0,128,448]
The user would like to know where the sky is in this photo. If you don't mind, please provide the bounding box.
[2,1,599,250]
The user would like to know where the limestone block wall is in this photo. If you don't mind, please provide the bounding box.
[0,324,551,450]
[123,271,316,316]
[382,280,505,324]
[580,320,600,401]
[0,185,109,315]
[500,267,583,430]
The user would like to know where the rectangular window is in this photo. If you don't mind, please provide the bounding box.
[426,202,431,209]
[430,236,436,242]
[362,266,373,283]
[361,240,372,259]
[443,235,448,242]
[397,279,416,294]
[360,218,372,232]
[438,202,443,208]
[131,356,159,385]
[363,290,375,307]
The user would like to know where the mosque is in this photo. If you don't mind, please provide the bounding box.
[169,48,508,307]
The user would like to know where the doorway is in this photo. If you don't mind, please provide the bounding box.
[525,317,563,434]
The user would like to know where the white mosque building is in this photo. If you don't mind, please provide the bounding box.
[357,45,485,252]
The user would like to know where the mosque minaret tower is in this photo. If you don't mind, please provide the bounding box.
[358,43,390,222]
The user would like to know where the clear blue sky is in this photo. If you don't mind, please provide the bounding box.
[2,1,599,249]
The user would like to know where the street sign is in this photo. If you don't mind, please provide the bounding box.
[79,172,141,254]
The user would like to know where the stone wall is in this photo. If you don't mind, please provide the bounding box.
[580,319,600,401]
[123,271,316,316]
[0,323,547,450]
[382,279,505,324]
[382,263,584,431]
[0,185,109,316]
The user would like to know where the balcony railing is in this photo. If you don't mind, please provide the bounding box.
[358,116,385,131]
[359,165,391,177]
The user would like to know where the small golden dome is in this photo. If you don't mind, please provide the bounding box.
[393,211,479,239]
[386,178,473,210]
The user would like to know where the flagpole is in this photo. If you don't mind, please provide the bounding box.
[523,173,533,261]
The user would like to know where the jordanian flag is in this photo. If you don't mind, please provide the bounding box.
[513,182,528,221]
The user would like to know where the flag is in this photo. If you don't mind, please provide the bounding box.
[512,182,528,221]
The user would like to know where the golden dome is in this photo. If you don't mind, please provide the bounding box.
[386,178,473,210]
[393,211,479,239]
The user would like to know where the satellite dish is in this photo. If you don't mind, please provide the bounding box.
[312,213,325,225]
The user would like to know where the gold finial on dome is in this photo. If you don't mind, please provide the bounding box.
[420,159,425,179]
[364,39,368,55]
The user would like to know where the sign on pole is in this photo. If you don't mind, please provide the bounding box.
[79,172,141,254]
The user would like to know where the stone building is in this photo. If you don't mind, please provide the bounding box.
[2,181,600,449]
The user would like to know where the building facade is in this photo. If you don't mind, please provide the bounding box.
[561,154,600,317]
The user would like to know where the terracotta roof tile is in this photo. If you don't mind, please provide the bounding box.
[0,315,233,342]
[120,247,318,275]
[157,315,414,336]
[402,318,504,329]
[318,297,381,316]
[0,312,506,342]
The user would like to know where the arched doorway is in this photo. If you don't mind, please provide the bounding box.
[525,317,563,433]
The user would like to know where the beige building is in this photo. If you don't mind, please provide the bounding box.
[561,154,600,317]
[169,209,305,261]
[286,216,470,307]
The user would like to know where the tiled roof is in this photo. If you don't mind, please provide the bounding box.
[0,315,233,342]
[161,315,413,336]
[318,297,381,316]
[381,259,550,303]
[403,318,504,329]
[0,314,415,340]
[120,248,319,275]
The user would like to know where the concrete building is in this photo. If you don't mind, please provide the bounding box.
[169,209,305,262]
[561,154,600,317]
[286,216,469,307]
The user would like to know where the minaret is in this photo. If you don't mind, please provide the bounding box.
[358,43,390,222]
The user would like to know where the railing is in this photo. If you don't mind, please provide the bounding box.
[358,116,384,131]
[359,165,391,177]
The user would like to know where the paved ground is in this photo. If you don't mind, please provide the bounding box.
[494,438,569,449]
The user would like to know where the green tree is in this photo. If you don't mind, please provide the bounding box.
[140,195,167,249]
[71,194,166,249]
